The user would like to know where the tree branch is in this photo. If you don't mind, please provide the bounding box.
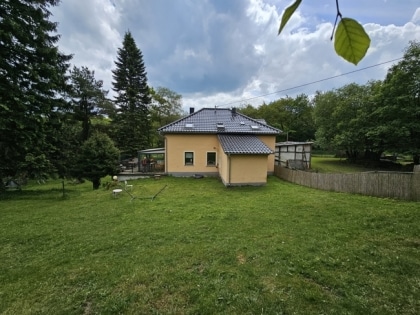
[331,0,342,40]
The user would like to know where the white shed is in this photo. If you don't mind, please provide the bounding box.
[275,141,313,169]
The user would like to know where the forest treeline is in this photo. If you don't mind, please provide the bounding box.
[239,41,420,165]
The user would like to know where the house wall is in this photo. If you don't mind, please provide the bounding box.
[258,135,276,174]
[164,133,275,185]
[218,153,268,186]
[229,155,268,186]
[218,150,229,183]
[164,134,220,176]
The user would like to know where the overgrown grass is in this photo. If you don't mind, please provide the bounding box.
[311,155,378,173]
[1,176,419,314]
[311,155,414,173]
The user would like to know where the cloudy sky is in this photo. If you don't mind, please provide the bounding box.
[51,0,420,111]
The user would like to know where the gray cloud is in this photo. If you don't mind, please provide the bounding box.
[51,0,420,110]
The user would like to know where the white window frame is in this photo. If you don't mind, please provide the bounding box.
[184,151,194,165]
[206,151,217,166]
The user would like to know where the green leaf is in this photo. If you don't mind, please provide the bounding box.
[278,0,302,35]
[334,18,371,65]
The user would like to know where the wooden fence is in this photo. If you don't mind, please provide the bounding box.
[274,165,420,201]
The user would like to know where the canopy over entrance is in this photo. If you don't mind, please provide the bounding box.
[138,148,165,172]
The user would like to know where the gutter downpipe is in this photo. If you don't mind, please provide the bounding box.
[228,153,231,186]
[164,137,167,173]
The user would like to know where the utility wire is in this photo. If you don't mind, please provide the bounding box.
[217,57,403,108]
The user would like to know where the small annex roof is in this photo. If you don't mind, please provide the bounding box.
[138,147,165,154]
[218,134,274,155]
[158,108,281,135]
[275,141,314,146]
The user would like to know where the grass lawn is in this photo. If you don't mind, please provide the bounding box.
[0,176,419,314]
[311,155,382,173]
[311,155,414,174]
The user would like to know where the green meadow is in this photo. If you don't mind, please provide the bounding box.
[1,176,419,314]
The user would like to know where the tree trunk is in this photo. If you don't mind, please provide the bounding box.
[414,153,419,165]
[364,149,383,161]
[92,178,101,190]
[346,149,359,162]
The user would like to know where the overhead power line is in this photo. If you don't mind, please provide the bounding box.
[218,57,403,108]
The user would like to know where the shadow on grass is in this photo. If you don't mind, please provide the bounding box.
[0,188,82,201]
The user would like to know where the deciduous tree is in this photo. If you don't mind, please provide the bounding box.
[68,66,109,141]
[238,94,315,142]
[373,41,420,164]
[150,87,183,147]
[74,132,119,190]
[313,82,382,160]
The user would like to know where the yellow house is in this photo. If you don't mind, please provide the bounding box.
[158,108,281,186]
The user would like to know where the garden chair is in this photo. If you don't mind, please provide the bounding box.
[124,180,133,191]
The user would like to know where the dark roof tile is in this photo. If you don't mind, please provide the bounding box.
[218,134,273,154]
[158,108,281,134]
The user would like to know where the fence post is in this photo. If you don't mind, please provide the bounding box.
[412,165,420,201]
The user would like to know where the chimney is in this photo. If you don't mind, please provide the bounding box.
[189,107,195,114]
[231,107,237,116]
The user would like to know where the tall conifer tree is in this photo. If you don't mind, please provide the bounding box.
[0,0,71,183]
[112,31,151,156]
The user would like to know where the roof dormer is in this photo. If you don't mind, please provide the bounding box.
[185,123,194,130]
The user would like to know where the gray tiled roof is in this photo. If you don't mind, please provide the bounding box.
[276,141,313,146]
[218,134,274,154]
[158,108,281,134]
